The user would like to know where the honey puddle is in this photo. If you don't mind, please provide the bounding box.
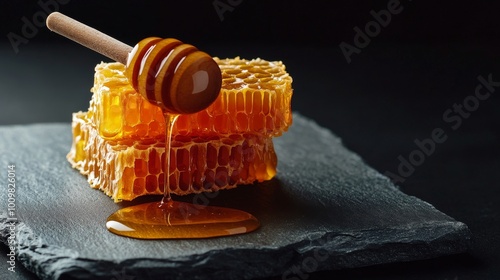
[106,199,260,239]
[106,113,260,239]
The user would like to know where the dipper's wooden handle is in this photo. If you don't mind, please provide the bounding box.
[46,12,132,64]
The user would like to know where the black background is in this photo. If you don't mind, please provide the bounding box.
[2,0,500,46]
[1,0,499,279]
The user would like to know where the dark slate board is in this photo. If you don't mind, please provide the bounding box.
[0,113,471,280]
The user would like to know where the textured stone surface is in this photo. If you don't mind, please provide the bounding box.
[0,114,471,280]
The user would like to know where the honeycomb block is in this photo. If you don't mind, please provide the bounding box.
[67,113,278,202]
[88,58,293,140]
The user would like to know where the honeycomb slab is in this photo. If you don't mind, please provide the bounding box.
[68,113,277,202]
[68,58,292,201]
[89,58,293,140]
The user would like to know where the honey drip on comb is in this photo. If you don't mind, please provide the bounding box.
[160,112,178,205]
[106,113,260,239]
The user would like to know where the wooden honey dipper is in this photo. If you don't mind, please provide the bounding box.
[46,12,222,114]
